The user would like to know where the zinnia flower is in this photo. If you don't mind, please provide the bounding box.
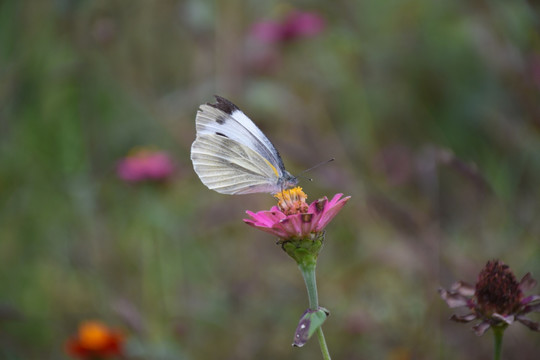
[243,187,350,241]
[439,260,540,335]
[243,187,350,352]
[65,321,124,359]
[116,147,174,183]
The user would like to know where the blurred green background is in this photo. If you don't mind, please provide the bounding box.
[1,0,540,359]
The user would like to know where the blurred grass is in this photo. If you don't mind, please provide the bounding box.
[1,0,540,359]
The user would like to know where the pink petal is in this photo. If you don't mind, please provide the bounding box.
[522,294,540,306]
[244,218,289,238]
[492,313,514,324]
[516,316,540,331]
[472,321,491,336]
[519,273,537,292]
[300,214,315,236]
[449,313,477,323]
[328,193,346,207]
[451,281,475,297]
[525,302,540,313]
[279,216,304,238]
[270,220,295,238]
[252,224,289,238]
[244,209,286,227]
[439,288,471,308]
[314,195,350,232]
[307,197,328,226]
[281,213,317,238]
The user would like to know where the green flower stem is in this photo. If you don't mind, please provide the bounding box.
[492,326,505,360]
[298,261,331,360]
[281,233,331,359]
[316,327,331,360]
[299,261,319,309]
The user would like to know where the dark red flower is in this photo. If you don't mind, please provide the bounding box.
[439,260,540,335]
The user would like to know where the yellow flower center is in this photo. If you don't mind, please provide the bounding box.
[274,187,308,215]
[78,321,111,350]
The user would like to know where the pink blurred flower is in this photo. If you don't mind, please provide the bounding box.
[251,20,284,43]
[244,187,350,240]
[282,12,325,39]
[116,147,174,183]
[251,11,325,44]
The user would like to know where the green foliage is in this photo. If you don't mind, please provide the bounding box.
[1,0,540,359]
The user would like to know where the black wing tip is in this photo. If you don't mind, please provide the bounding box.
[207,95,239,115]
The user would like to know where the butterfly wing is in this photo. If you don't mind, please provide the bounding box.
[191,133,282,195]
[195,96,287,176]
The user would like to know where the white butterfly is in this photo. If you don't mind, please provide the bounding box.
[191,96,298,195]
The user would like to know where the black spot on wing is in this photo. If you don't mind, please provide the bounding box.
[215,132,228,138]
[207,95,239,115]
[216,115,226,124]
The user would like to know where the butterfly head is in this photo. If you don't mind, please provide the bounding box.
[277,170,299,193]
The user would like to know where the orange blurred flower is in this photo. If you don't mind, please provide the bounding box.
[65,321,124,359]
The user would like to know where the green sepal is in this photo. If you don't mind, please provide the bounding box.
[279,231,325,267]
[292,307,330,347]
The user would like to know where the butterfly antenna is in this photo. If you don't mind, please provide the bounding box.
[297,158,335,177]
[296,175,314,182]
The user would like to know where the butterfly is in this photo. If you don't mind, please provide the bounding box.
[191,96,298,195]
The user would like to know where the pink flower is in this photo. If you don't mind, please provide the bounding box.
[243,187,349,350]
[282,12,325,40]
[250,11,325,44]
[244,187,350,240]
[116,148,174,183]
[251,20,284,44]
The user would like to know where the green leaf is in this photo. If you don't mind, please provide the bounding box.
[292,307,330,347]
